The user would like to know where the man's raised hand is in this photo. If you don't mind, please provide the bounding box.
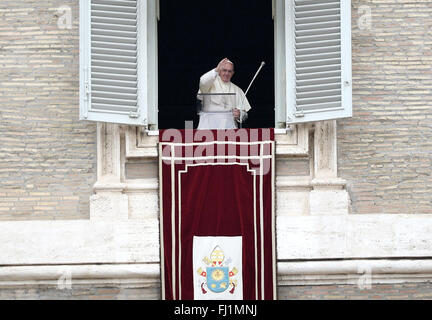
[215,58,229,73]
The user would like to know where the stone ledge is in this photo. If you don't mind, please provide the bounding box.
[125,125,311,159]
[0,263,160,288]
[278,259,432,286]
[93,179,158,194]
[276,214,432,260]
[2,259,432,289]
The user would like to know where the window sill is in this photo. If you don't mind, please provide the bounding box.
[125,125,310,159]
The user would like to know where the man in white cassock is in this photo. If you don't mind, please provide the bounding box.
[197,58,251,129]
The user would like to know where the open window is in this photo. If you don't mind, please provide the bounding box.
[79,0,352,129]
[157,0,275,129]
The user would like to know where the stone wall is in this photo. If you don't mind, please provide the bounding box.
[2,0,430,219]
[279,282,432,300]
[0,1,96,220]
[0,284,161,300]
[338,0,432,214]
[1,0,432,301]
[1,282,431,300]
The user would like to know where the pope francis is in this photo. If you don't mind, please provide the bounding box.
[197,58,251,129]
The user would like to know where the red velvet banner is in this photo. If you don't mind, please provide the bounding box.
[159,129,275,300]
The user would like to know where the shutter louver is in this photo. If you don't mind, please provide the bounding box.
[80,0,148,126]
[287,0,352,124]
[91,0,139,116]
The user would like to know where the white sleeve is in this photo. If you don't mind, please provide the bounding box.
[237,88,251,113]
[199,69,218,93]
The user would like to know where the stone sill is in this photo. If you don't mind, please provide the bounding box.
[125,124,310,159]
[278,259,432,286]
[2,259,432,288]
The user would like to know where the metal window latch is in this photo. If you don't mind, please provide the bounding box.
[294,110,305,118]
[85,82,90,98]
[84,67,90,101]
[129,111,140,118]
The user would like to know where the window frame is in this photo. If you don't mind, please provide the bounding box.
[79,0,149,126]
[80,0,352,130]
[281,0,352,125]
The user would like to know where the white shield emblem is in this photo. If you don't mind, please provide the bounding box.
[193,236,243,300]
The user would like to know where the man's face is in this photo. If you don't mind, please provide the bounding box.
[219,62,234,83]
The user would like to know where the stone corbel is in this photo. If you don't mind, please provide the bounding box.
[310,120,350,215]
[91,123,128,220]
[93,123,125,189]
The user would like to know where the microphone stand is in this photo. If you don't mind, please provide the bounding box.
[245,61,265,96]
[239,61,266,129]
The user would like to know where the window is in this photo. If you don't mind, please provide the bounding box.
[157,0,275,129]
[79,0,153,126]
[79,0,352,129]
[277,0,352,126]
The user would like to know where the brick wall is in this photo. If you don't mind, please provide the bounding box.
[0,282,431,300]
[2,0,430,220]
[338,1,432,214]
[0,1,96,220]
[279,282,432,300]
[0,284,161,300]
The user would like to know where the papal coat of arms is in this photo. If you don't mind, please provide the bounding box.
[196,245,239,295]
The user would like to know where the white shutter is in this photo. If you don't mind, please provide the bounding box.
[79,0,148,126]
[285,0,352,124]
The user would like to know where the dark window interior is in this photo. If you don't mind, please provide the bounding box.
[158,0,275,129]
